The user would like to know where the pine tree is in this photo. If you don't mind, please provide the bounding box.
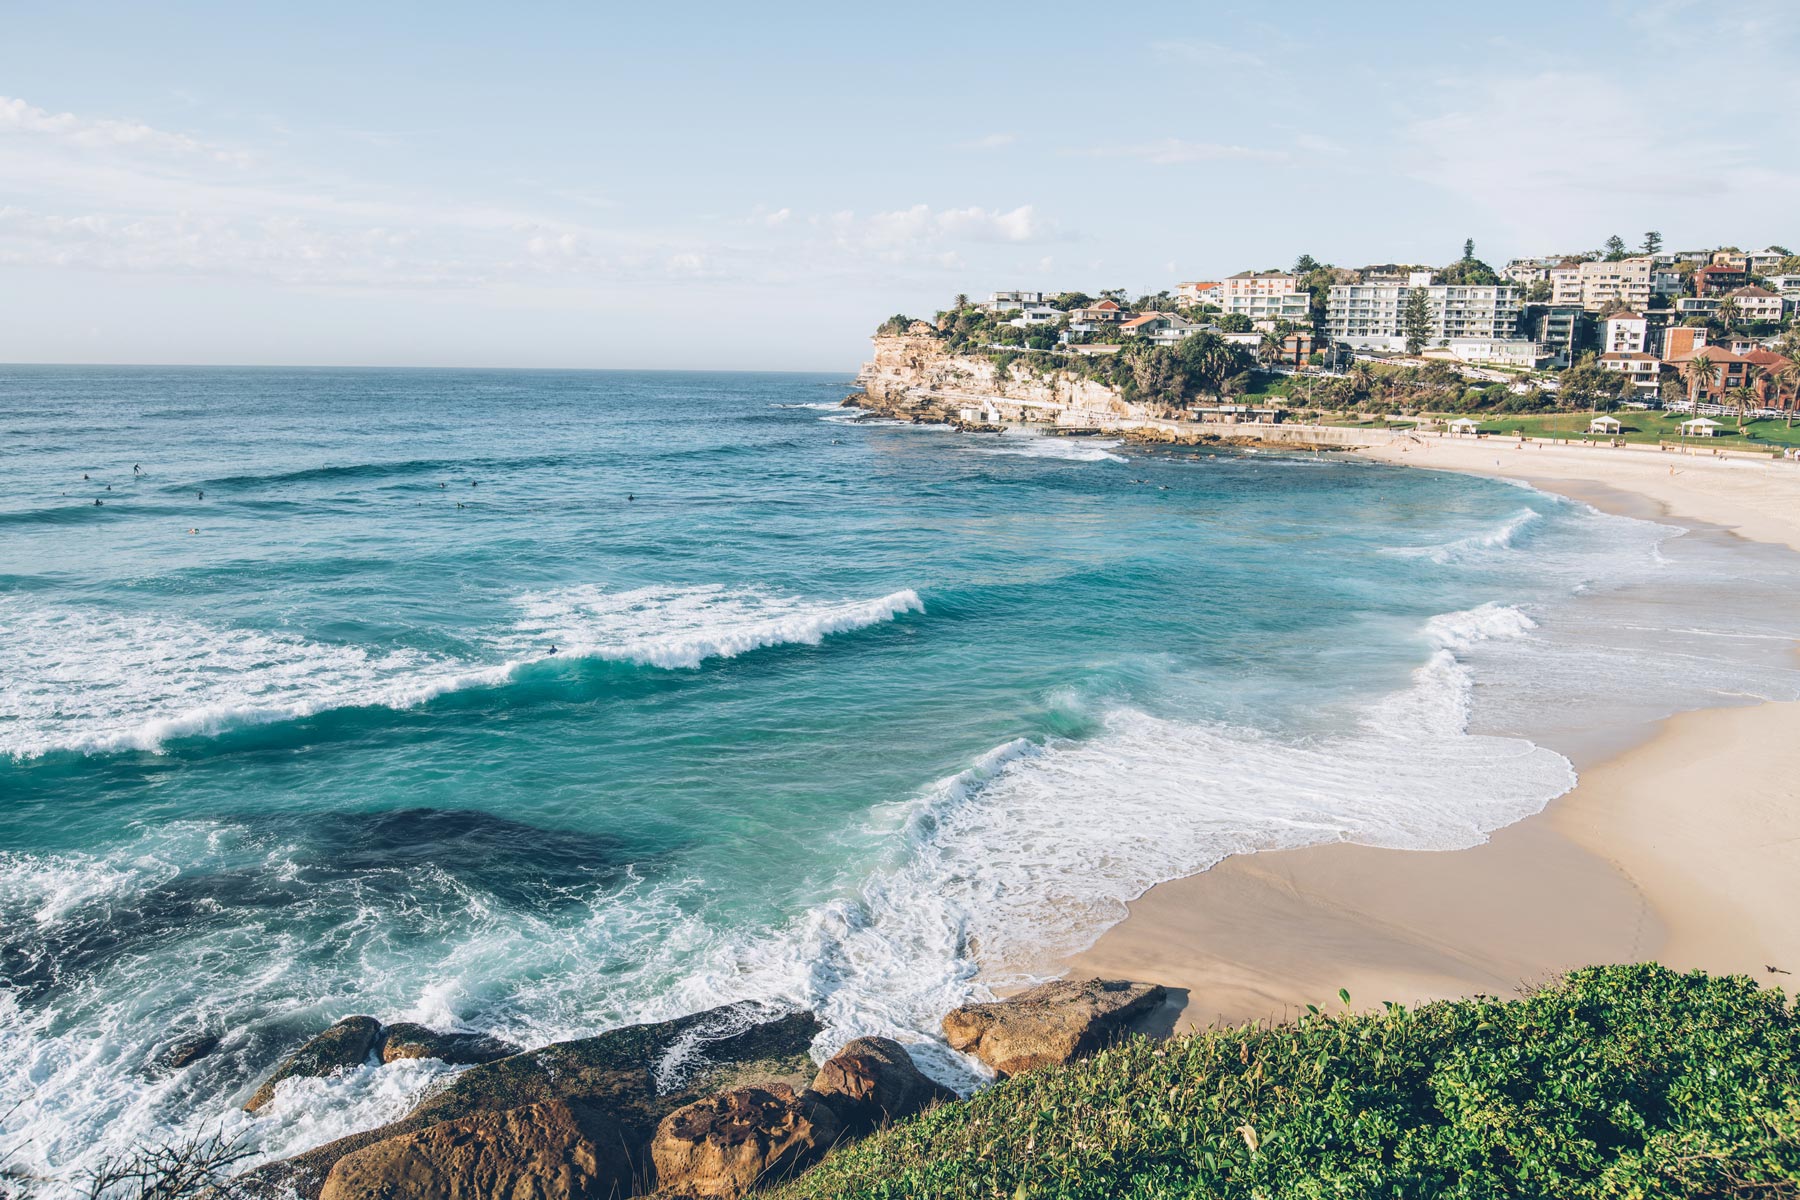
[1403,287,1433,356]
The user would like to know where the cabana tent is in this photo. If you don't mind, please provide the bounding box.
[1589,415,1622,434]
[1447,418,1480,435]
[1680,417,1721,438]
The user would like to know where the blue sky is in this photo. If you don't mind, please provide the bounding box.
[3,0,1796,370]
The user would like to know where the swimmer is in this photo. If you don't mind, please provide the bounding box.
[198,490,205,500]
[187,528,199,535]
[93,498,103,506]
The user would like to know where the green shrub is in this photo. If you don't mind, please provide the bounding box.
[774,965,1799,1199]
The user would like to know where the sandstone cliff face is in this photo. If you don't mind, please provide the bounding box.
[859,335,1136,423]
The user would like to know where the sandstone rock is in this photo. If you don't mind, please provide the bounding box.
[941,978,1167,1077]
[318,1099,634,1200]
[245,1016,383,1112]
[651,1084,839,1199]
[236,1003,819,1200]
[380,1022,519,1066]
[808,1037,953,1135]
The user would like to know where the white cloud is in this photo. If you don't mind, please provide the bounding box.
[1403,71,1800,244]
[0,95,249,165]
[865,203,1051,246]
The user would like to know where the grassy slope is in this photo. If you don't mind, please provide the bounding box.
[774,966,1799,1199]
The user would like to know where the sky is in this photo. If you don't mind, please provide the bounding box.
[3,0,1797,371]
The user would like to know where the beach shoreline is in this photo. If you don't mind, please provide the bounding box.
[1056,434,1800,1028]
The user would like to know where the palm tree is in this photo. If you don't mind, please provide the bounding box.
[1681,353,1715,410]
[1256,332,1282,369]
[1777,360,1800,428]
[1728,386,1758,431]
[1715,297,1742,332]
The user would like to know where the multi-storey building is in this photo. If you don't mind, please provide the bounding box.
[1527,305,1594,367]
[1724,285,1785,323]
[1175,280,1221,305]
[1603,312,1651,355]
[1573,257,1655,311]
[982,290,1049,313]
[1746,247,1791,275]
[1549,262,1584,306]
[1598,353,1662,397]
[1216,271,1312,328]
[1325,272,1522,353]
[1696,265,1748,295]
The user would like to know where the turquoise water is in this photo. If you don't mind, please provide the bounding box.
[4,366,1799,1175]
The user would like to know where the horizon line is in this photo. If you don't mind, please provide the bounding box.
[0,360,859,375]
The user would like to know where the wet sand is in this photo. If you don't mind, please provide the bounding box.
[1060,434,1800,1027]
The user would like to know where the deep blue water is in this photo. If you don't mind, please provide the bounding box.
[3,365,1798,1175]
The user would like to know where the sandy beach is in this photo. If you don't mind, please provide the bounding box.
[1063,433,1800,1028]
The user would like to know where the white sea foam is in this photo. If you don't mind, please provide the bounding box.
[968,436,1126,463]
[0,600,513,760]
[507,585,923,670]
[1387,507,1541,564]
[0,587,922,758]
[607,602,1577,1084]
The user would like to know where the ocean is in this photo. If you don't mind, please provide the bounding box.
[4,365,1799,1180]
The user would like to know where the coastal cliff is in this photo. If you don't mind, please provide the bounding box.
[858,331,1137,425]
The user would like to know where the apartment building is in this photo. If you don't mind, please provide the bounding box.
[1216,271,1312,327]
[1725,285,1784,323]
[1574,257,1655,311]
[1325,272,1523,353]
[1528,305,1594,366]
[1603,312,1651,355]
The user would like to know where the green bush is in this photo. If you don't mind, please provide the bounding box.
[774,965,1799,1199]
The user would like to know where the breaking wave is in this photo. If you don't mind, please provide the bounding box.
[1387,507,1541,564]
[0,586,923,759]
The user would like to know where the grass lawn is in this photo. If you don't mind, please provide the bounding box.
[1452,410,1800,451]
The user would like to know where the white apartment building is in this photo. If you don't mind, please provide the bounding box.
[983,290,1048,312]
[1550,263,1584,306]
[1175,280,1221,305]
[1006,303,1062,327]
[1574,257,1655,311]
[1598,353,1662,397]
[1603,312,1650,355]
[1746,247,1790,274]
[1216,271,1312,327]
[1326,272,1523,353]
[1765,274,1800,296]
[1725,286,1785,323]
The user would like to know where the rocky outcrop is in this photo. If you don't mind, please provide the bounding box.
[807,1037,954,1135]
[379,1022,519,1066]
[941,979,1167,1077]
[238,1004,820,1200]
[318,1099,635,1200]
[859,334,1134,425]
[650,1084,839,1199]
[244,1016,383,1112]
